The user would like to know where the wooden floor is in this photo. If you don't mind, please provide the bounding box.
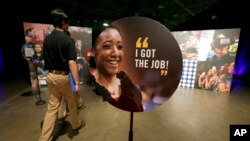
[0,78,250,141]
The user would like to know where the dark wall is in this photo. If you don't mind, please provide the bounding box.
[174,0,250,86]
[234,27,250,86]
[0,15,30,81]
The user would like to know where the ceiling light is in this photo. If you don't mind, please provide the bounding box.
[103,23,109,27]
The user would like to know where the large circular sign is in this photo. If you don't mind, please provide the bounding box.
[110,17,182,112]
[92,16,182,112]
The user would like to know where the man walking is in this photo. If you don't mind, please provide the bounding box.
[39,8,83,141]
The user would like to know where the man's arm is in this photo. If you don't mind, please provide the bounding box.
[68,59,80,92]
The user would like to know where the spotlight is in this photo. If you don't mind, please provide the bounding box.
[103,23,109,27]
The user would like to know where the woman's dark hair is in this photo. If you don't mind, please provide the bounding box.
[91,25,121,47]
[50,8,69,28]
[90,25,121,68]
[89,56,97,68]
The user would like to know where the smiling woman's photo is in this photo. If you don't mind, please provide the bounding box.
[89,25,144,112]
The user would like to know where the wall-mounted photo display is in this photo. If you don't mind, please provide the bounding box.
[22,22,92,88]
[172,28,241,94]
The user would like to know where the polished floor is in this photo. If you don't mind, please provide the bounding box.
[0,79,250,141]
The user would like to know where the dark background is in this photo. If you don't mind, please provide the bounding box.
[0,0,249,86]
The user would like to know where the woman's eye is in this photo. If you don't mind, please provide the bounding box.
[103,44,111,48]
[118,44,124,50]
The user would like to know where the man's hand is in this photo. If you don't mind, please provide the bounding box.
[75,83,80,92]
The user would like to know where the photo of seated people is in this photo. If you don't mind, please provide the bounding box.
[67,26,92,85]
[195,32,239,94]
[177,31,201,60]
[21,27,46,88]
[22,23,91,89]
[75,39,89,84]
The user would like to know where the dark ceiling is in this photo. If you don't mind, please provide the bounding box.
[18,0,218,30]
[1,0,250,81]
[175,0,249,30]
[2,0,248,32]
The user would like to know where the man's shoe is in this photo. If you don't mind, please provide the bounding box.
[75,120,85,131]
[67,120,85,139]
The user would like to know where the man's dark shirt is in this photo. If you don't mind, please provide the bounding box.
[206,53,234,70]
[43,30,76,71]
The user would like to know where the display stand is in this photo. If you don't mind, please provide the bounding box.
[34,63,46,105]
[35,79,46,105]
[129,112,133,141]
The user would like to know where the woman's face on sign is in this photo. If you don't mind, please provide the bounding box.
[93,28,124,76]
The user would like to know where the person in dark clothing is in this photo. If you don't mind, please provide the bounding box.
[39,8,83,141]
[206,34,235,70]
[90,26,143,112]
